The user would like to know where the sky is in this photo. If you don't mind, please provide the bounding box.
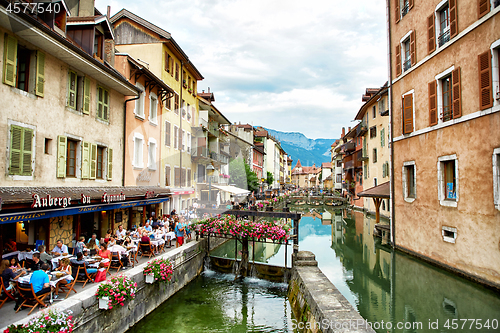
[98,0,388,139]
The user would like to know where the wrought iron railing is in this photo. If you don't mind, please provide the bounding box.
[403,58,411,71]
[438,30,450,47]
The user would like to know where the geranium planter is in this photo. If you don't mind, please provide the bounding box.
[145,274,155,284]
[99,296,109,309]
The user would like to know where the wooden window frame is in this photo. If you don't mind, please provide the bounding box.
[66,139,77,178]
[96,146,104,179]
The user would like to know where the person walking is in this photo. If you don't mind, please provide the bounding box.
[174,220,185,248]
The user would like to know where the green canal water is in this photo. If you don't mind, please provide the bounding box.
[129,208,500,332]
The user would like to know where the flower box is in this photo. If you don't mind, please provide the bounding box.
[145,274,155,284]
[99,296,110,309]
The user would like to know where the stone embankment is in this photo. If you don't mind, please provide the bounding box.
[288,251,375,333]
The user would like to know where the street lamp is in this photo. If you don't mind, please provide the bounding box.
[207,164,215,203]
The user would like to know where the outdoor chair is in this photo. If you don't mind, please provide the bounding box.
[71,263,95,288]
[109,252,122,272]
[140,243,155,259]
[0,277,16,309]
[55,274,77,299]
[15,282,50,315]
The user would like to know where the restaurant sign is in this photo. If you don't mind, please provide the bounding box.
[32,194,72,209]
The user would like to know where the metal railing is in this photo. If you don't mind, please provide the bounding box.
[403,58,411,71]
[192,147,209,158]
[438,30,450,47]
[402,2,409,17]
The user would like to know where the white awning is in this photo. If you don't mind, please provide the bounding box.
[211,185,250,196]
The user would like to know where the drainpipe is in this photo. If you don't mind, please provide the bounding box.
[123,95,141,186]
[179,61,184,211]
[387,0,396,248]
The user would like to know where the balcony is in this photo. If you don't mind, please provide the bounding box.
[344,141,356,152]
[218,153,229,164]
[356,122,368,136]
[438,30,450,47]
[344,160,354,170]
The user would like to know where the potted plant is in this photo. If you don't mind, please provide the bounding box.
[143,258,174,284]
[3,309,74,333]
[95,275,137,310]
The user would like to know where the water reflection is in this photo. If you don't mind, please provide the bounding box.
[212,207,500,332]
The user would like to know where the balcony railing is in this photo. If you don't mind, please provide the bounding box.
[199,117,208,128]
[344,141,356,152]
[356,122,368,136]
[403,58,411,71]
[401,2,409,17]
[438,30,450,47]
[192,147,209,158]
[218,154,229,164]
[344,160,354,169]
[210,151,219,161]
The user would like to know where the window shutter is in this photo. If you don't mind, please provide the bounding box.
[395,0,400,24]
[165,51,168,72]
[57,135,67,178]
[21,128,33,176]
[173,127,178,149]
[403,94,414,134]
[97,88,103,119]
[410,31,416,66]
[452,67,461,118]
[428,81,438,125]
[81,141,90,179]
[478,0,490,18]
[396,44,401,76]
[449,0,458,38]
[103,89,109,120]
[409,0,414,10]
[83,77,91,114]
[3,35,17,86]
[165,121,171,146]
[35,51,45,97]
[9,125,22,175]
[107,148,113,180]
[478,51,493,110]
[90,143,97,179]
[427,14,436,54]
[165,166,171,186]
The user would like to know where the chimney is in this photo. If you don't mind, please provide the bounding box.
[348,127,351,132]
[78,0,95,17]
[341,127,345,137]
[107,5,111,18]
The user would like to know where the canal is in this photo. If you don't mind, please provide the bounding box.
[129,208,500,332]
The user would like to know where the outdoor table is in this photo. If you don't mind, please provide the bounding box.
[18,272,73,288]
[2,251,20,260]
[50,254,73,269]
[18,251,37,261]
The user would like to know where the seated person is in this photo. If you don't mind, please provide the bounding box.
[28,253,43,271]
[0,259,25,291]
[9,257,22,272]
[5,238,17,252]
[87,233,100,248]
[30,263,52,296]
[115,225,126,240]
[51,240,69,257]
[107,236,117,249]
[38,245,53,265]
[75,236,87,255]
[140,231,151,244]
[123,236,134,249]
[70,252,97,274]
[103,229,112,244]
[97,244,111,267]
[144,222,153,233]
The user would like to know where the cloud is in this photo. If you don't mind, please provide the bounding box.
[99,0,387,139]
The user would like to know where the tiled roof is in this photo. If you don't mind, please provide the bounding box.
[357,182,390,198]
[254,130,268,137]
[321,162,332,168]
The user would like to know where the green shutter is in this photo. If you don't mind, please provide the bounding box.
[35,51,45,97]
[68,71,77,108]
[9,125,22,175]
[107,148,113,180]
[83,77,91,114]
[97,87,103,119]
[380,128,385,147]
[81,141,90,179]
[22,128,33,176]
[57,135,67,178]
[103,89,109,120]
[3,34,17,86]
[90,143,97,179]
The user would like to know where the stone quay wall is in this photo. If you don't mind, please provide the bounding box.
[288,251,375,333]
[1,237,227,333]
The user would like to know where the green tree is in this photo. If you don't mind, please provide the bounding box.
[245,163,260,193]
[229,157,247,189]
[266,171,274,186]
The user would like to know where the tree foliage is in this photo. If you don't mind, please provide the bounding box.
[228,157,260,193]
[266,171,274,186]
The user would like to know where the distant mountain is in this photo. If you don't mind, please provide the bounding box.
[263,128,336,167]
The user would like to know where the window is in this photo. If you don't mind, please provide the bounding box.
[403,162,416,202]
[174,126,179,149]
[148,139,157,170]
[430,0,457,53]
[165,165,171,186]
[182,130,186,151]
[395,0,413,23]
[93,31,103,60]
[373,148,377,163]
[431,67,461,124]
[165,121,171,147]
[478,0,491,18]
[438,154,458,207]
[380,128,385,147]
[96,146,104,179]
[44,138,51,155]
[187,132,191,153]
[370,126,377,138]
[67,71,90,113]
[166,95,172,110]
[442,226,457,243]
[97,86,109,121]
[9,125,33,176]
[149,92,158,124]
[182,100,186,119]
[198,164,206,183]
[372,105,376,119]
[135,83,145,118]
[133,135,144,168]
[379,98,386,114]
[66,139,77,177]
[397,31,416,75]
[402,92,414,134]
[175,62,179,81]
[363,164,367,180]
[165,52,173,75]
[493,148,500,210]
[181,168,186,187]
[3,35,45,97]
